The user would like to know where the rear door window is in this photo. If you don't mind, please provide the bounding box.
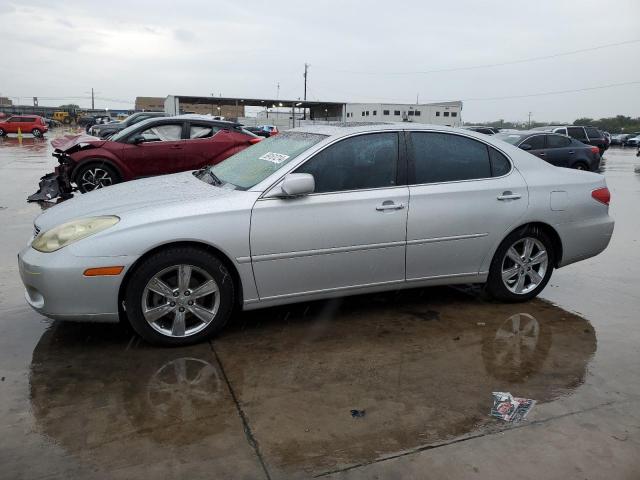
[190,124,220,139]
[409,132,491,183]
[547,135,571,148]
[296,132,399,193]
[567,127,588,141]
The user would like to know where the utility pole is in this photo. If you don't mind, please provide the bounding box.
[303,62,309,119]
[416,93,419,104]
[528,111,532,129]
[91,88,95,110]
[277,82,280,100]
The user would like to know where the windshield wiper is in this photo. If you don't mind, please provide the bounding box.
[194,167,223,186]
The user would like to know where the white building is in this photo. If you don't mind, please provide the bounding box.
[345,101,462,127]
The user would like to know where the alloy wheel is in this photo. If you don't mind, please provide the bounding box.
[501,237,548,295]
[80,167,114,191]
[142,264,220,338]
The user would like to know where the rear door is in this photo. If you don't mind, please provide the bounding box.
[543,134,573,167]
[120,121,185,177]
[181,122,225,169]
[405,131,528,280]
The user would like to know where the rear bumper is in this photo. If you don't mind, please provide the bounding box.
[18,245,139,323]
[556,215,614,267]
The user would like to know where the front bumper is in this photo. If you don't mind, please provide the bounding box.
[18,245,139,323]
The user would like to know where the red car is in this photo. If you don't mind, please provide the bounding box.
[49,116,261,193]
[0,115,48,137]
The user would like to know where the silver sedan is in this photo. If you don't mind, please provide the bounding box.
[18,124,614,346]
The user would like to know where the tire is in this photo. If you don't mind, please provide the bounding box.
[572,161,589,171]
[485,226,554,302]
[63,117,71,125]
[31,128,42,137]
[74,162,120,193]
[124,247,235,346]
[0,128,5,136]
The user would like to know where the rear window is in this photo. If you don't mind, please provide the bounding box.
[585,127,601,139]
[567,127,587,140]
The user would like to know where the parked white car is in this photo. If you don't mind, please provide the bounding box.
[18,124,614,346]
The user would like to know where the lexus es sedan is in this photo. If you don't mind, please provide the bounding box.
[18,124,614,346]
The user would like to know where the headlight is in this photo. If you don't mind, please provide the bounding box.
[32,216,119,253]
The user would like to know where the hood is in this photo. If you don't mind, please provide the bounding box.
[51,134,105,152]
[35,171,235,231]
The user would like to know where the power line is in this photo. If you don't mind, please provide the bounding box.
[461,80,640,102]
[314,38,640,76]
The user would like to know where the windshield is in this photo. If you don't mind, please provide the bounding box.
[109,118,157,142]
[496,133,526,145]
[208,132,326,190]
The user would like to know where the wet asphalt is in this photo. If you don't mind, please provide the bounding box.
[0,132,639,479]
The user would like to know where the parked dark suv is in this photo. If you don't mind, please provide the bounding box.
[497,131,601,171]
[534,125,608,155]
[89,111,165,138]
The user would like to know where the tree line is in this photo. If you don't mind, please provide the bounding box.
[468,115,640,134]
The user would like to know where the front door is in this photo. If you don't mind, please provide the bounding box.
[250,132,408,300]
[543,134,574,167]
[121,122,185,177]
[405,131,528,280]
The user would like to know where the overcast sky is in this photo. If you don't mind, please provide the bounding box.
[1,0,638,122]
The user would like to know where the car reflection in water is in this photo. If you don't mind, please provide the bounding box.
[29,287,596,476]
[0,135,48,154]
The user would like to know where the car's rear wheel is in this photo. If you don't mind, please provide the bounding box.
[31,128,42,137]
[75,163,120,193]
[573,161,589,171]
[124,247,235,346]
[486,227,554,302]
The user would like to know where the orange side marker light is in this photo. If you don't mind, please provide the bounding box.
[83,266,124,277]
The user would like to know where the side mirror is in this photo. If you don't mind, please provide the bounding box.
[519,143,532,151]
[268,173,315,198]
[131,134,146,145]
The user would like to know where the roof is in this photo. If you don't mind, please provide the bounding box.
[290,121,466,138]
[168,95,345,109]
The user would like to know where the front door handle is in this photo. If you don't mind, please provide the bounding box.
[170,145,183,149]
[568,150,575,154]
[497,191,522,201]
[376,202,405,211]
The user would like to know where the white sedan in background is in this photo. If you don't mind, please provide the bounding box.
[18,124,614,346]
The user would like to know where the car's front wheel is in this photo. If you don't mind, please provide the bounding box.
[124,247,235,346]
[486,227,554,302]
[75,163,120,193]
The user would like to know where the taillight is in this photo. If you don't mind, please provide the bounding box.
[590,146,599,155]
[592,187,610,206]
[248,137,262,144]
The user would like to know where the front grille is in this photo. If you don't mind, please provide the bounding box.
[34,225,41,237]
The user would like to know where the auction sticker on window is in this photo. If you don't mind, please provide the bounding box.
[259,152,290,164]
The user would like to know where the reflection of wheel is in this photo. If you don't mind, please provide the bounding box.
[145,357,222,421]
[75,162,120,193]
[486,227,554,302]
[125,247,235,346]
[481,312,551,383]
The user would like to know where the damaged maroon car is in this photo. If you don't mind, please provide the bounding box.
[29,115,261,202]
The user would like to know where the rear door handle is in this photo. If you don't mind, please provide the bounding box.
[568,150,575,154]
[497,192,522,201]
[376,202,405,211]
